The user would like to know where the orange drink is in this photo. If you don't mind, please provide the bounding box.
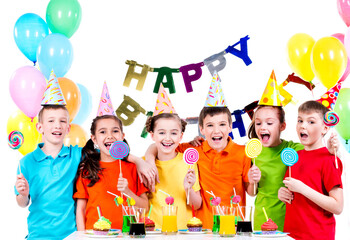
[161,205,178,234]
[219,206,236,237]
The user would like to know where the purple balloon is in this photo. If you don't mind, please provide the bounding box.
[9,66,46,119]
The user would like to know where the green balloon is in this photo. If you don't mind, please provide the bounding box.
[334,88,350,140]
[46,0,82,38]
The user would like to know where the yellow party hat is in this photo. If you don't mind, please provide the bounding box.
[259,70,283,106]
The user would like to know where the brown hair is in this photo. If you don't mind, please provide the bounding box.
[38,105,69,123]
[247,105,285,139]
[145,113,187,133]
[198,107,232,128]
[78,115,128,187]
[298,100,328,118]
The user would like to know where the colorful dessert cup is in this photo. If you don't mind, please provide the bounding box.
[186,217,203,232]
[93,217,111,235]
[261,218,278,234]
[141,217,155,231]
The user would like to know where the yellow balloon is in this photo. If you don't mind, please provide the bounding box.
[311,37,348,90]
[64,123,88,147]
[287,33,315,81]
[7,110,41,155]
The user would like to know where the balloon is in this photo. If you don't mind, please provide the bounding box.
[13,13,49,63]
[37,33,73,79]
[337,0,350,27]
[7,110,41,155]
[311,37,347,90]
[58,77,81,122]
[286,33,315,82]
[72,83,92,125]
[334,88,350,141]
[46,0,82,38]
[64,124,88,147]
[9,66,47,119]
[332,33,350,82]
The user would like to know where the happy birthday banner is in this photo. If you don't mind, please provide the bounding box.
[123,35,252,94]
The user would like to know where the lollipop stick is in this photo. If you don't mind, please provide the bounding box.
[335,149,338,169]
[253,158,256,195]
[192,205,195,217]
[289,166,291,178]
[97,206,102,218]
[18,162,22,175]
[119,159,122,177]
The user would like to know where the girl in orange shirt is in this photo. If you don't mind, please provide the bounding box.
[74,115,148,230]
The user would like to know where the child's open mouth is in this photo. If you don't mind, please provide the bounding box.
[104,142,112,150]
[212,137,222,142]
[162,142,174,148]
[300,133,308,140]
[260,133,270,143]
[52,132,62,136]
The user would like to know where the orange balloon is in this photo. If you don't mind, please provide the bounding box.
[58,77,81,122]
[64,123,88,147]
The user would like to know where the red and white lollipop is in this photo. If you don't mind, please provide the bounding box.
[183,148,199,204]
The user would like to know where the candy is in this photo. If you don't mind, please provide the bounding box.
[231,195,241,204]
[109,141,129,159]
[114,196,123,206]
[281,148,298,167]
[127,197,136,206]
[165,196,174,205]
[8,131,24,150]
[245,138,262,158]
[183,148,199,165]
[323,111,339,127]
[210,197,221,206]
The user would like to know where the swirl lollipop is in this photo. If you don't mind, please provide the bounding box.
[245,138,262,194]
[323,111,340,168]
[183,148,199,204]
[281,148,298,177]
[8,131,24,150]
[109,141,130,177]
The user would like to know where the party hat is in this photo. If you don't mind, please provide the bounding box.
[316,81,342,110]
[153,84,176,116]
[41,70,66,105]
[204,72,227,107]
[259,70,283,106]
[97,81,116,116]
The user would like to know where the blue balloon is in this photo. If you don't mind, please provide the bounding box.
[13,13,49,63]
[37,33,73,79]
[72,83,92,125]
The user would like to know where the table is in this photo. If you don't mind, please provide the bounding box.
[64,231,294,240]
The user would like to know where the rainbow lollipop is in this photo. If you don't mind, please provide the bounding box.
[281,148,298,177]
[323,111,340,168]
[183,148,199,166]
[8,131,24,150]
[109,141,130,177]
[245,138,262,194]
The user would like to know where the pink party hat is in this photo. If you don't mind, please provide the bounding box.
[204,72,227,107]
[259,70,283,106]
[153,84,176,116]
[316,81,342,110]
[97,81,116,116]
[41,70,66,105]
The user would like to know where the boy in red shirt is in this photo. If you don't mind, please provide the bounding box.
[278,100,343,240]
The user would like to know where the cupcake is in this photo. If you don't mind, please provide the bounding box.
[93,217,112,235]
[141,217,155,231]
[261,218,278,234]
[187,217,203,232]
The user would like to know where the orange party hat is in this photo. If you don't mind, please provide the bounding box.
[41,69,66,105]
[153,84,176,116]
[259,70,283,106]
[97,81,116,116]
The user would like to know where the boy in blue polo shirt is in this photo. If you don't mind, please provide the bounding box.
[15,72,82,240]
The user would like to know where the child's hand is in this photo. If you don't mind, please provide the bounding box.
[16,174,29,197]
[327,132,339,155]
[189,136,204,147]
[135,160,158,192]
[278,187,293,204]
[183,169,196,191]
[248,165,261,184]
[117,177,129,193]
[283,177,305,194]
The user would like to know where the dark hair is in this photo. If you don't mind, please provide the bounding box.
[298,100,328,118]
[248,105,285,139]
[198,107,232,128]
[38,105,69,123]
[78,115,128,187]
[145,113,187,133]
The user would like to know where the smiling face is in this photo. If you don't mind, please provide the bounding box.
[151,118,183,160]
[36,108,70,146]
[199,113,232,152]
[91,118,125,160]
[254,107,286,147]
[296,111,328,150]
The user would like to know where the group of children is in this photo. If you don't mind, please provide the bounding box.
[15,71,343,240]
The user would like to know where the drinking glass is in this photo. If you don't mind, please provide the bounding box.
[219,206,236,237]
[212,206,221,234]
[161,205,178,235]
[129,207,146,238]
[236,206,253,235]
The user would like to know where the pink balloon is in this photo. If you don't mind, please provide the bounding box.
[9,66,46,119]
[337,0,350,27]
[333,33,350,82]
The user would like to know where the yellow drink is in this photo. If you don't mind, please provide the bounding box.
[219,215,236,236]
[161,215,177,234]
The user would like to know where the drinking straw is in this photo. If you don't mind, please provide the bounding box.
[107,191,118,197]
[262,207,269,221]
[148,204,153,218]
[158,189,170,196]
[233,187,245,221]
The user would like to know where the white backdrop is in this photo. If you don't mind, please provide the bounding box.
[1,0,349,238]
